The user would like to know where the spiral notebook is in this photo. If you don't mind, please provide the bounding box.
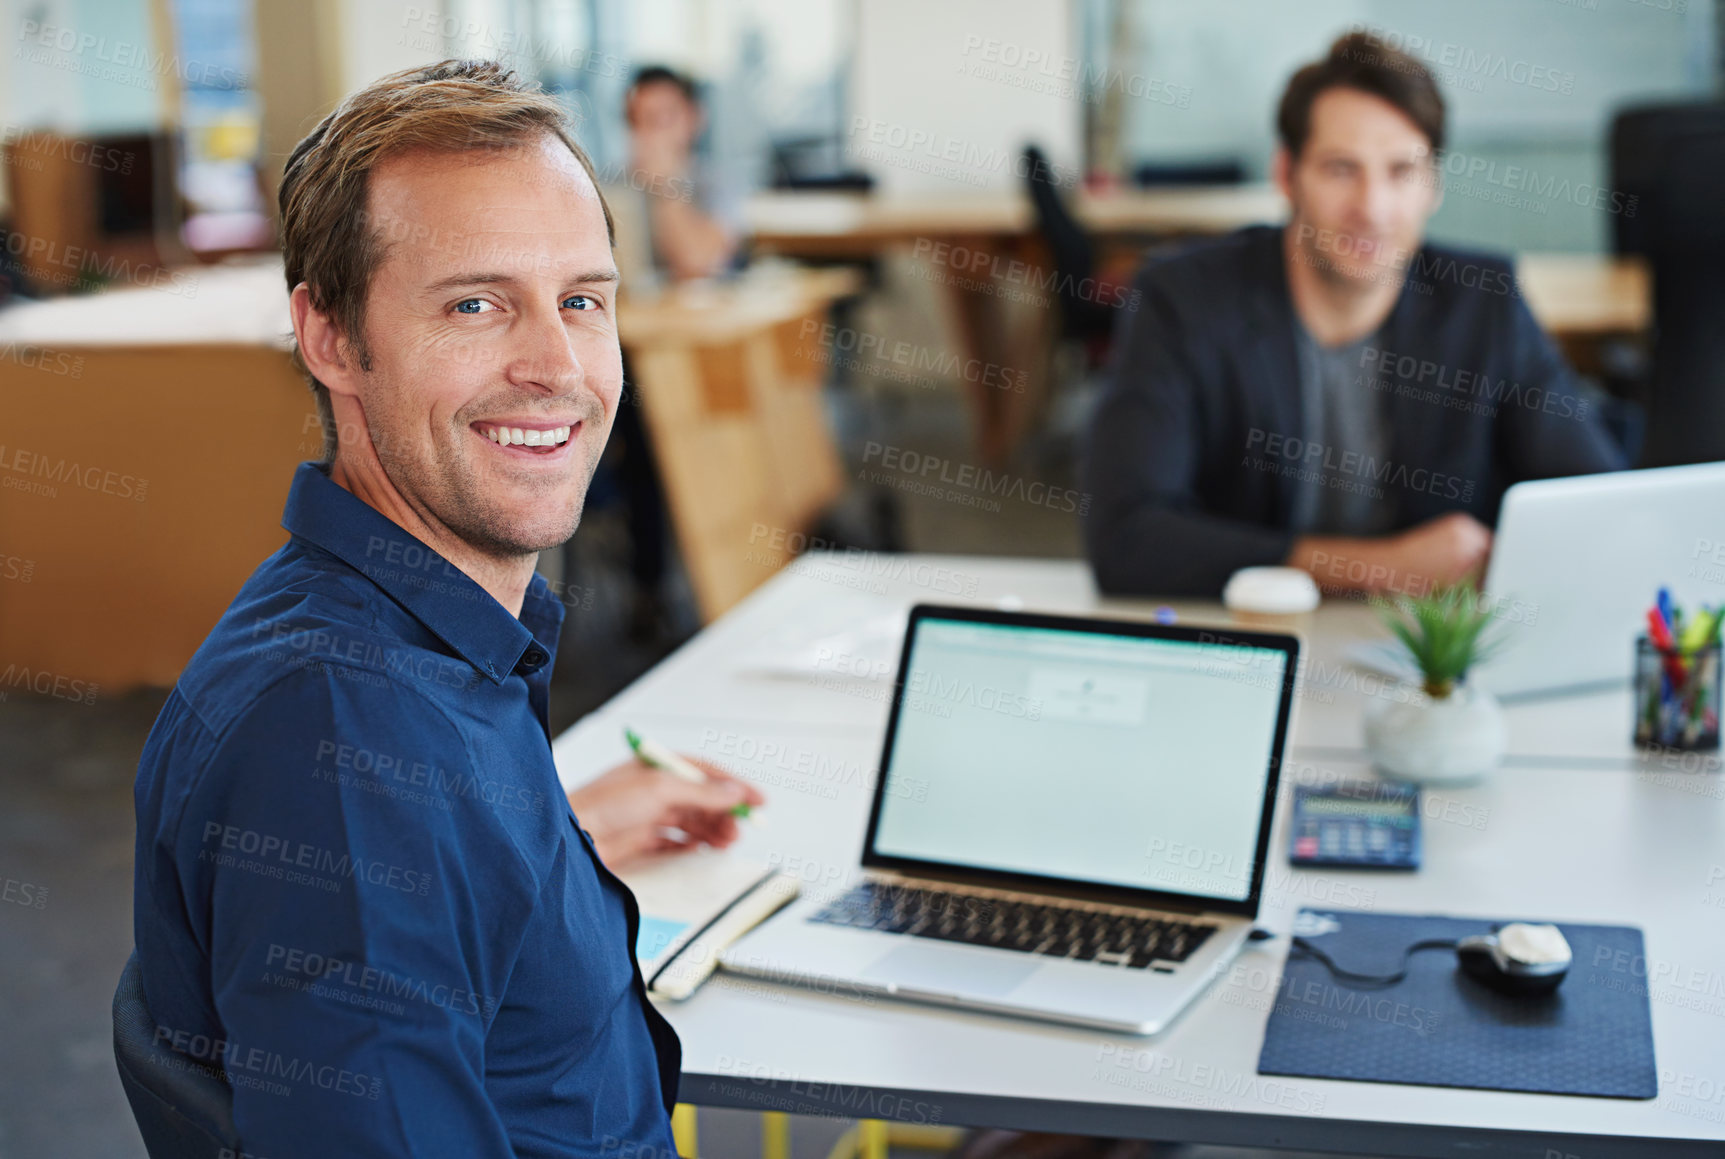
[617,850,800,1001]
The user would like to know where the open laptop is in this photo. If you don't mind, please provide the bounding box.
[1474,461,1725,698]
[719,604,1300,1035]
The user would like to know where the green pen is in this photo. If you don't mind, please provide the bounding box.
[625,726,753,818]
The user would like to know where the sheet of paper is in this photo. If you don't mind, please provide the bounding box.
[634,916,691,963]
[734,600,907,681]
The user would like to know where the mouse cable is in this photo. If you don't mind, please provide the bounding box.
[1288,936,1459,988]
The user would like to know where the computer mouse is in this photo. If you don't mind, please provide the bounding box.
[1456,923,1571,996]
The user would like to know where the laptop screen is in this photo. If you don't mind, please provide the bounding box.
[866,611,1293,908]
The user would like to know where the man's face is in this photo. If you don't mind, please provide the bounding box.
[348,135,621,560]
[626,81,701,152]
[1278,86,1441,288]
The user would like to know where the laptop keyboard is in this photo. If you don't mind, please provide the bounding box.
[809,881,1218,969]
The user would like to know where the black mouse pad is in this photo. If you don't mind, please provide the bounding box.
[1255,909,1657,1098]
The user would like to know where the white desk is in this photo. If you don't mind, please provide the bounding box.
[554,555,1725,1158]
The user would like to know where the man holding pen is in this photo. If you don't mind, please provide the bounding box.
[128,59,762,1156]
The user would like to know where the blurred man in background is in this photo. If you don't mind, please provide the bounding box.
[593,65,747,641]
[616,64,742,283]
[1081,31,1624,598]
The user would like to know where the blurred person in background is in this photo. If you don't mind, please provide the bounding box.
[593,65,746,641]
[1081,31,1624,598]
[615,64,743,283]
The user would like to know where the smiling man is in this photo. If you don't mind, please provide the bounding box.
[128,59,760,1156]
[1080,31,1624,598]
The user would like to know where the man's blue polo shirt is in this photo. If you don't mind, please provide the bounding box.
[131,461,681,1157]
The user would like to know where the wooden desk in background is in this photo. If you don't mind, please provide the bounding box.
[747,186,1288,462]
[616,266,858,622]
[1515,252,1651,339]
[0,259,854,691]
[0,262,311,692]
[745,184,1288,256]
[750,188,1651,330]
[747,189,1649,459]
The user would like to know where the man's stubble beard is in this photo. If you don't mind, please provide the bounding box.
[373,394,608,563]
[1291,206,1409,297]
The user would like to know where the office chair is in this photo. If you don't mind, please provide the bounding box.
[1609,102,1725,258]
[115,953,952,1159]
[1132,158,1246,187]
[1021,144,1116,353]
[769,135,876,191]
[113,951,242,1158]
[1017,144,1143,463]
[1607,101,1725,466]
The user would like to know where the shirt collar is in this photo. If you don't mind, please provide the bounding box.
[280,461,563,686]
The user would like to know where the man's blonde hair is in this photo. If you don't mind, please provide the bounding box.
[278,58,613,462]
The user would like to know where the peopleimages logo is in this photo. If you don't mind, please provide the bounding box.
[0,664,98,705]
[1244,428,1475,503]
[0,340,84,378]
[313,739,546,816]
[1093,1044,1327,1112]
[1359,346,1590,421]
[912,238,1142,312]
[799,319,1028,394]
[264,943,498,1019]
[1298,226,1521,299]
[860,442,1090,515]
[0,443,148,501]
[955,34,1192,109]
[847,117,1079,188]
[1345,24,1576,95]
[152,1025,381,1100]
[16,19,248,88]
[198,822,434,897]
[1426,148,1637,218]
[0,125,133,172]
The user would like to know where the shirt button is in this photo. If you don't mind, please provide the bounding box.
[519,647,548,673]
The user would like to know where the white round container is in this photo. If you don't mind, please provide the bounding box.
[1222,566,1321,632]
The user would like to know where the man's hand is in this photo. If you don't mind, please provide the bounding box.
[1289,512,1492,595]
[567,758,765,870]
[630,128,687,183]
[1383,512,1492,589]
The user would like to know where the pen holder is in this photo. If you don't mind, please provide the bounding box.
[1633,636,1721,751]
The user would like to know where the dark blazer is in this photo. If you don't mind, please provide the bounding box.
[1079,225,1626,596]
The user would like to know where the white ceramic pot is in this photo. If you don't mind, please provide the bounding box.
[1363,682,1506,785]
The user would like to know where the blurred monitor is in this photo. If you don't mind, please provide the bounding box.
[94,131,177,239]
[1132,159,1245,187]
[770,135,874,191]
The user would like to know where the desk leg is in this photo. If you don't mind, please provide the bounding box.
[762,1110,790,1159]
[934,234,1055,466]
[937,235,1013,465]
[995,233,1056,461]
[672,1103,698,1157]
[858,1118,889,1159]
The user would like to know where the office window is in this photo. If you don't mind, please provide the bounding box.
[434,0,852,194]
[172,0,266,250]
[1090,0,1717,253]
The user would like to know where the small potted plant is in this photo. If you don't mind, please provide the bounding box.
[1363,582,1507,785]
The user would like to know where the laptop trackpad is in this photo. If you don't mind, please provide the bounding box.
[862,942,1039,997]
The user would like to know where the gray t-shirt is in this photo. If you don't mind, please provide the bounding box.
[1289,325,1396,536]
